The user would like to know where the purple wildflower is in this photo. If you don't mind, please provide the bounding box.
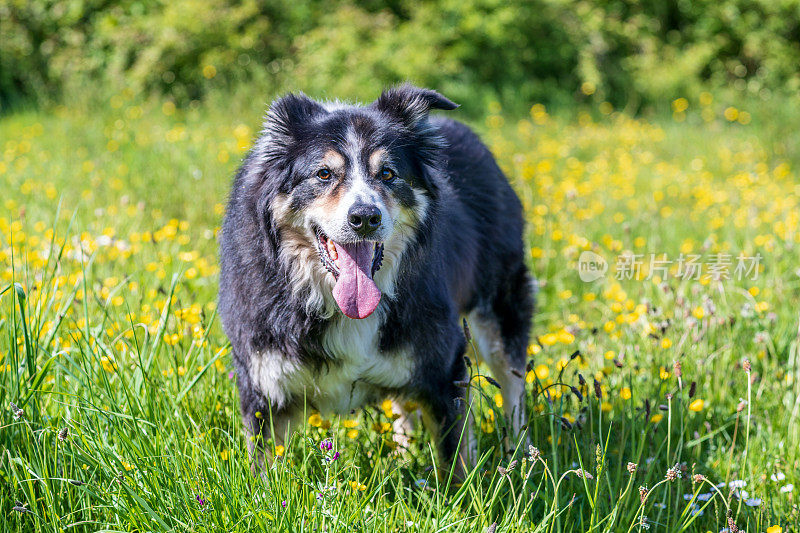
[195,494,207,507]
[320,438,333,452]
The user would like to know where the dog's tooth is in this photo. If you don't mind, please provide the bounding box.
[327,239,338,261]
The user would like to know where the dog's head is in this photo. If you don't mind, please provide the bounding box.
[250,85,457,319]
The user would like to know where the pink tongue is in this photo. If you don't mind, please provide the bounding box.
[332,242,381,319]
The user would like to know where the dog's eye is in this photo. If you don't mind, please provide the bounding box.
[317,168,332,181]
[379,168,395,182]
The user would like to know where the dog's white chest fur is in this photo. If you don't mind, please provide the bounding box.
[249,310,414,414]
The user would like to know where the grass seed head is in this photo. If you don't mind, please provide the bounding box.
[528,446,541,461]
[627,462,637,474]
[9,402,24,420]
[639,486,649,503]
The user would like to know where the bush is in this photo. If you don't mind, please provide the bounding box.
[2,0,799,112]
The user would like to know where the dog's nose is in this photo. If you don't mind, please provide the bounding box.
[348,203,382,237]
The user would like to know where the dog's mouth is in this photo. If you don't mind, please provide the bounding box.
[314,226,384,319]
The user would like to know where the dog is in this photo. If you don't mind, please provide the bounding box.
[218,84,534,476]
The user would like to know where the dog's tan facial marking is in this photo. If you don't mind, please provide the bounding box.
[368,149,388,176]
[308,180,347,215]
[322,150,346,174]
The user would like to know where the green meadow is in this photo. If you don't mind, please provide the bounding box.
[2,92,799,532]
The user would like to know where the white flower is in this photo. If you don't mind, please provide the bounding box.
[653,502,666,509]
[697,493,712,501]
[744,497,761,507]
[780,483,794,493]
[733,489,749,500]
[771,472,786,482]
[729,479,747,489]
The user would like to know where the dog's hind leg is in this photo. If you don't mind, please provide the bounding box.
[467,309,526,443]
[468,266,535,448]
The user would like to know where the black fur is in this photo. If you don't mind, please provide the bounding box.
[218,84,534,473]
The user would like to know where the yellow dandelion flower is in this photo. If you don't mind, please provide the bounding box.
[202,65,217,79]
[659,366,671,380]
[347,429,359,439]
[724,106,739,121]
[650,413,663,424]
[100,356,116,373]
[620,387,631,400]
[381,399,394,418]
[661,338,672,349]
[349,480,367,491]
[535,364,549,380]
[494,393,503,408]
[671,98,689,113]
[308,413,323,427]
[688,399,705,412]
[557,330,575,344]
[527,344,541,356]
[274,445,285,457]
[540,333,558,346]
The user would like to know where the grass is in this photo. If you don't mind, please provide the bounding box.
[1,91,799,532]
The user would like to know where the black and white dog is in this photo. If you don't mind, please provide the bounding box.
[218,85,534,475]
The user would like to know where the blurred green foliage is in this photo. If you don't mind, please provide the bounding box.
[2,0,799,112]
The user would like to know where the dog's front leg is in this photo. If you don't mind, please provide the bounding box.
[237,367,300,475]
[242,403,300,475]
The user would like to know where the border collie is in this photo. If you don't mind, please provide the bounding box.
[218,84,534,475]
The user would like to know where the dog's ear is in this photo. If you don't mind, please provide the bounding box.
[372,84,458,129]
[261,93,326,155]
